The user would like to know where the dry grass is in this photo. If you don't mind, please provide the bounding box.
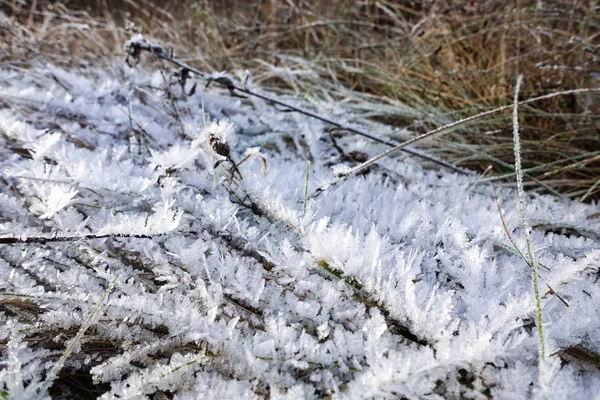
[1,0,599,199]
[0,3,599,398]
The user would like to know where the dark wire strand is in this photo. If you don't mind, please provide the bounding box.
[132,42,473,176]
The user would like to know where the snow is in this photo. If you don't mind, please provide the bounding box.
[0,60,599,399]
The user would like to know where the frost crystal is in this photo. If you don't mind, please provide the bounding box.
[331,164,352,177]
[30,185,79,219]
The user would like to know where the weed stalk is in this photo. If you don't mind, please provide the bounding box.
[512,75,545,394]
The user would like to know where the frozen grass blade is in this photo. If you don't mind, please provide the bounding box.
[579,178,600,203]
[493,186,569,308]
[342,87,600,179]
[303,160,311,216]
[38,277,117,395]
[512,75,546,394]
[313,86,600,197]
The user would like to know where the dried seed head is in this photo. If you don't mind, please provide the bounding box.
[209,133,230,159]
[205,120,235,159]
[349,151,368,163]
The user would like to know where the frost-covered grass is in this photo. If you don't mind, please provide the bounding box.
[3,1,599,200]
[1,54,600,399]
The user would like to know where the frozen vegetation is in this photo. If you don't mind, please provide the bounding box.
[0,43,599,399]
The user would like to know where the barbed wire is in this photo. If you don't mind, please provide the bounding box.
[126,38,473,176]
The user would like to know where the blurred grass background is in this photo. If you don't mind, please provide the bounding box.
[1,0,599,200]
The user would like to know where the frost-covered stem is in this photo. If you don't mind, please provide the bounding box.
[195,196,429,345]
[341,87,600,178]
[139,358,201,391]
[39,277,117,395]
[512,75,546,393]
[303,160,311,215]
[312,86,600,197]
[493,188,570,308]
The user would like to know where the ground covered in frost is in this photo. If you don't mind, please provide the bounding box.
[1,55,600,399]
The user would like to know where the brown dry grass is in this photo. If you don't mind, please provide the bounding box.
[2,0,599,200]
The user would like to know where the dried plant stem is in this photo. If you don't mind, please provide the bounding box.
[579,177,600,203]
[39,277,117,394]
[478,150,600,185]
[342,87,600,178]
[313,86,600,196]
[512,75,546,394]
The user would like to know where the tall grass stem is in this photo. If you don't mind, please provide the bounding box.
[512,74,546,396]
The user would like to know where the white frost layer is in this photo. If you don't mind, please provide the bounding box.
[0,64,599,400]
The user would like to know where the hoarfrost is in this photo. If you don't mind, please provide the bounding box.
[0,61,599,399]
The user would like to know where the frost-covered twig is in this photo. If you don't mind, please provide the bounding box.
[321,86,600,194]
